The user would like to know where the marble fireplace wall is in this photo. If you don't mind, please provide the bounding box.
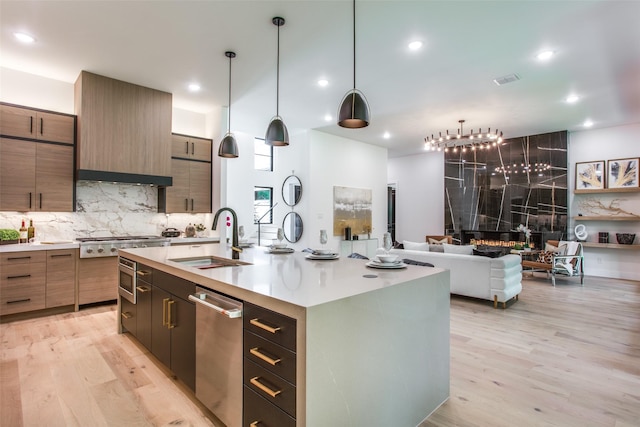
[444,131,568,240]
[0,181,213,241]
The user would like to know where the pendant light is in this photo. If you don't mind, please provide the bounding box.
[338,0,370,128]
[218,51,239,158]
[265,17,289,146]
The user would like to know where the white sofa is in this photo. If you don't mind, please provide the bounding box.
[384,248,523,308]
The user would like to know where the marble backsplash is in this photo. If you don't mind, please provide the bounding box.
[0,182,214,241]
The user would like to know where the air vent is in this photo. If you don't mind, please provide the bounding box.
[493,73,520,86]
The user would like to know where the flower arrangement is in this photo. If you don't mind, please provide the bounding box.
[195,223,206,232]
[516,224,532,247]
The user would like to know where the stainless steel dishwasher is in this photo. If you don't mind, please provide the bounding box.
[188,286,243,427]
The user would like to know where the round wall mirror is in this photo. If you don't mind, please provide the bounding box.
[283,211,303,243]
[282,175,302,206]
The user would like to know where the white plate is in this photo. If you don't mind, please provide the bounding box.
[366,260,407,269]
[312,249,334,255]
[267,248,294,254]
[306,253,339,260]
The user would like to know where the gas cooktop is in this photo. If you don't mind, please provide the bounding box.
[77,235,170,258]
[76,235,164,242]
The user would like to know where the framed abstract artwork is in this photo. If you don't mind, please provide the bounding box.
[575,161,605,190]
[607,158,639,189]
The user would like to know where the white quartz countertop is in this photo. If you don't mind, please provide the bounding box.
[168,237,220,244]
[0,241,79,252]
[119,244,446,310]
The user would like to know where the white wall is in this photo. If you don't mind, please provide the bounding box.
[307,130,388,250]
[569,122,640,280]
[387,152,445,242]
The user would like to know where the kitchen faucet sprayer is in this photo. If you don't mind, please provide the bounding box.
[212,207,242,259]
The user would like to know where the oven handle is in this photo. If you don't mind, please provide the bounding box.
[188,293,242,319]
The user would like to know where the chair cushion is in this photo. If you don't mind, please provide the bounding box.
[443,243,474,255]
[403,240,429,251]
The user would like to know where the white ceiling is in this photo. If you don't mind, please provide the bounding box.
[2,0,639,158]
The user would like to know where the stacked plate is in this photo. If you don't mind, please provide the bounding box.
[267,246,294,254]
[306,249,339,260]
[366,256,406,269]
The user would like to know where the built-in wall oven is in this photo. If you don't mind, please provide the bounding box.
[118,257,137,304]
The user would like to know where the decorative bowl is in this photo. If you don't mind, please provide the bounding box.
[313,249,333,255]
[377,254,399,263]
[615,233,636,245]
[272,243,287,249]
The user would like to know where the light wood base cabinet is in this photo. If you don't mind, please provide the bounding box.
[0,252,46,315]
[78,257,118,305]
[45,249,76,308]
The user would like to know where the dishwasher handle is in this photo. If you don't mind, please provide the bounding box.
[189,292,243,319]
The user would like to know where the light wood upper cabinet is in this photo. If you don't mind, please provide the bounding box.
[165,158,211,213]
[171,134,212,162]
[74,71,172,178]
[0,138,74,212]
[0,104,75,145]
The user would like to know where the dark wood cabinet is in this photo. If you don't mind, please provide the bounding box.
[243,302,297,425]
[135,266,153,351]
[120,297,137,336]
[150,271,196,391]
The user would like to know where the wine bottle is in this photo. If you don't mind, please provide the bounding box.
[27,219,35,242]
[19,219,28,244]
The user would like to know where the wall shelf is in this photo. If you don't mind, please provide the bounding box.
[582,242,640,250]
[574,187,640,194]
[573,216,640,221]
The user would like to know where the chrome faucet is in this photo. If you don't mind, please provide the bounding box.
[212,207,242,259]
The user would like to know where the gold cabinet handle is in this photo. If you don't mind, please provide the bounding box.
[162,297,170,326]
[136,285,150,293]
[250,347,281,366]
[137,270,151,277]
[250,422,260,427]
[167,300,175,329]
[250,377,282,398]
[250,318,281,334]
[121,312,132,319]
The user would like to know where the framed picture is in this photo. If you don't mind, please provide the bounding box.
[575,161,605,190]
[607,158,639,189]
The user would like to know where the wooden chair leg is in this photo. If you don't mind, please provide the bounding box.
[516,294,519,300]
[493,295,497,309]
[502,301,506,309]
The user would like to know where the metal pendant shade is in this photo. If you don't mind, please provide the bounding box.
[218,51,239,158]
[265,17,289,147]
[218,132,239,158]
[338,0,370,128]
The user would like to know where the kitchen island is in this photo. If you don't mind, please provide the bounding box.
[119,244,450,426]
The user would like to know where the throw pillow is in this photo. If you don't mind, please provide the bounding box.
[428,237,449,245]
[545,242,568,255]
[403,240,429,251]
[442,243,474,255]
[537,250,556,264]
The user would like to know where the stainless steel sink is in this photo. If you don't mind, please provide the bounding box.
[169,256,249,270]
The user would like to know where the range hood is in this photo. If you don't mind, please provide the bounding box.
[74,71,173,187]
[76,169,172,186]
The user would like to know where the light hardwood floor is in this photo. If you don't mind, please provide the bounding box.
[2,274,639,427]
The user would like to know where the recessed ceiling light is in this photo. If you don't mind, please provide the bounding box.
[188,83,201,92]
[318,79,329,87]
[324,114,332,122]
[383,132,390,139]
[536,50,554,61]
[408,41,423,51]
[566,94,579,103]
[14,32,35,43]
[583,120,594,128]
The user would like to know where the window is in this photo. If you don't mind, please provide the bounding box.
[254,137,273,171]
[254,186,273,224]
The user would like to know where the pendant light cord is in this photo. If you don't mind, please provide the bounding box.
[352,0,356,90]
[276,21,280,117]
[228,54,232,132]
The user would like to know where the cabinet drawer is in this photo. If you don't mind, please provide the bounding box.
[1,251,46,265]
[154,270,195,301]
[120,297,137,336]
[136,263,153,284]
[0,263,46,315]
[244,302,296,352]
[244,330,296,384]
[243,386,295,427]
[244,359,295,418]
